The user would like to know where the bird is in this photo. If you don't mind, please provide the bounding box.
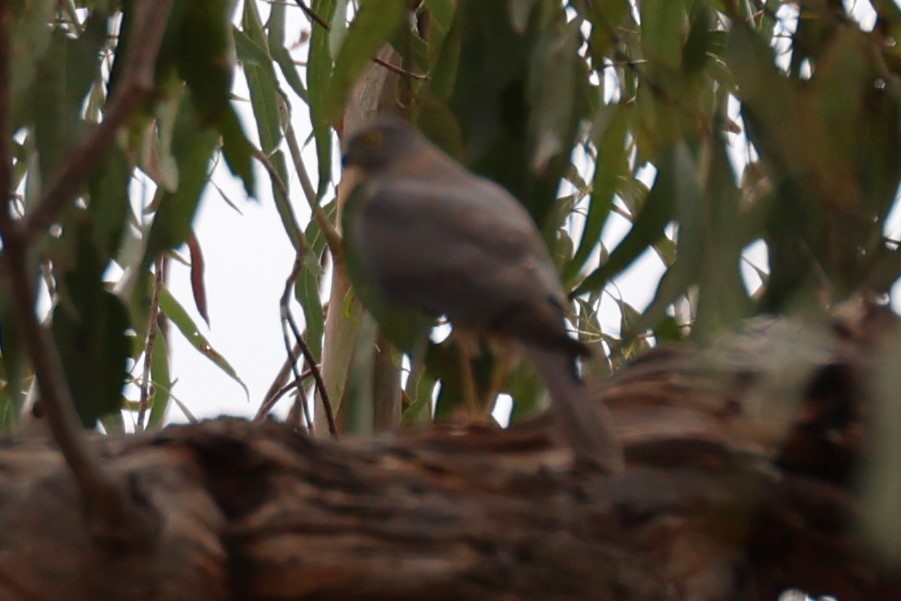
[341,117,623,473]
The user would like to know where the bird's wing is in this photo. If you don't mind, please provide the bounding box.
[354,175,565,331]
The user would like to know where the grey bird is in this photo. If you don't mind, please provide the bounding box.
[342,118,623,473]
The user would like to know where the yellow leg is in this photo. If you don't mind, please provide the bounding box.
[454,329,482,422]
[483,340,512,417]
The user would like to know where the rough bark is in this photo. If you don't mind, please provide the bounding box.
[0,300,897,600]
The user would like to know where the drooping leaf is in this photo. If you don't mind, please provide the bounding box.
[292,200,337,361]
[158,285,249,399]
[177,0,235,123]
[31,15,107,192]
[9,0,55,127]
[573,157,677,296]
[186,232,209,326]
[564,105,630,283]
[87,145,131,263]
[219,103,256,198]
[147,323,172,430]
[143,92,218,271]
[241,1,283,154]
[308,0,339,198]
[640,0,686,69]
[267,0,308,101]
[52,221,130,428]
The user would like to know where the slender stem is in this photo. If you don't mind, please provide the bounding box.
[283,120,343,255]
[137,257,165,431]
[251,146,311,254]
[281,256,338,437]
[291,0,428,80]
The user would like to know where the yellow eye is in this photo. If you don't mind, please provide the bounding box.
[361,130,384,150]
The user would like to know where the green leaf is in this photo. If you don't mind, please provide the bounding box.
[52,222,130,428]
[528,18,581,169]
[618,143,702,341]
[564,105,629,283]
[572,157,678,296]
[219,103,256,198]
[158,285,249,399]
[292,201,337,360]
[324,0,407,123]
[426,0,462,100]
[268,149,304,252]
[143,93,218,270]
[267,1,308,101]
[423,0,457,66]
[100,411,125,436]
[234,26,271,67]
[241,1,283,154]
[328,0,349,59]
[147,323,172,430]
[0,292,26,431]
[88,145,131,263]
[640,0,686,69]
[308,0,339,198]
[505,360,543,422]
[31,15,106,190]
[571,0,631,69]
[9,0,55,126]
[401,345,437,426]
[177,0,234,123]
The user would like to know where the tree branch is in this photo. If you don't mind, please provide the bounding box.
[0,0,171,546]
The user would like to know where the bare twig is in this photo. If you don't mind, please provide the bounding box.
[256,368,316,423]
[283,118,342,254]
[292,0,329,29]
[290,0,428,80]
[137,256,166,431]
[258,341,299,419]
[281,256,338,437]
[250,146,310,253]
[277,300,313,432]
[372,56,429,81]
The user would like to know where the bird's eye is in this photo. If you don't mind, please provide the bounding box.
[361,130,384,150]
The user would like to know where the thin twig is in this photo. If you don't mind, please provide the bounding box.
[279,294,313,431]
[250,146,310,253]
[256,368,315,421]
[283,117,342,254]
[372,56,430,81]
[292,0,329,29]
[136,257,165,431]
[291,0,428,80]
[281,256,338,436]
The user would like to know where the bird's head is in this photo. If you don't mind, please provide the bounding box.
[342,118,423,173]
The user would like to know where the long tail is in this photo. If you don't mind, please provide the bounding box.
[523,343,624,473]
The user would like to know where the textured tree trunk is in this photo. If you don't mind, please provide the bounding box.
[0,302,897,600]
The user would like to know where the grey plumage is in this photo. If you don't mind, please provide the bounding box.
[342,118,623,472]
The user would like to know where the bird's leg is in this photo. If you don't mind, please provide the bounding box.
[483,338,513,416]
[454,329,483,422]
